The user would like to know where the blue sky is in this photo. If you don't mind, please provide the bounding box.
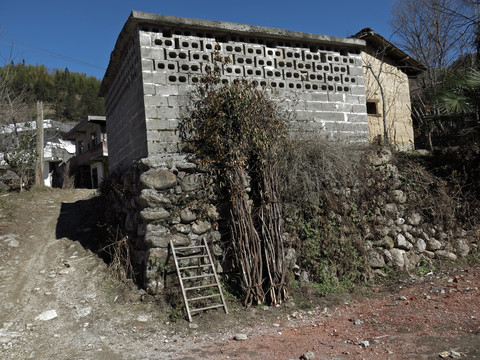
[0,0,394,80]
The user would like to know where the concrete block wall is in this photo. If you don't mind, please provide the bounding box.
[100,12,370,172]
[104,36,149,172]
[138,24,369,161]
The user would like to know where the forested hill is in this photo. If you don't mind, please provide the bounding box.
[1,63,105,122]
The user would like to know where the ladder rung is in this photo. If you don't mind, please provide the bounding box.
[178,254,208,260]
[170,238,228,322]
[182,273,215,281]
[188,293,222,302]
[174,245,206,250]
[179,264,211,270]
[185,283,217,291]
[190,304,224,313]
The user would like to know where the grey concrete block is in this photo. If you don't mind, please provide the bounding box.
[142,59,155,71]
[309,92,329,102]
[143,83,156,95]
[348,67,364,76]
[139,32,152,46]
[144,106,158,119]
[255,57,274,67]
[354,76,365,85]
[295,120,325,132]
[140,71,154,84]
[244,66,263,78]
[313,111,346,123]
[347,114,368,123]
[327,93,345,103]
[324,121,369,133]
[189,51,211,62]
[157,106,180,119]
[304,101,324,112]
[141,47,166,60]
[178,61,202,74]
[295,110,314,121]
[155,85,180,96]
[344,94,365,105]
[350,85,366,96]
[352,104,367,113]
[167,95,189,107]
[152,72,168,84]
[144,95,168,107]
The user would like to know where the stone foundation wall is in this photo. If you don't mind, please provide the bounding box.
[103,154,225,294]
[363,150,478,274]
[103,152,478,294]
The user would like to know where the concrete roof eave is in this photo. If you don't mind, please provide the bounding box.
[352,28,426,76]
[63,116,106,141]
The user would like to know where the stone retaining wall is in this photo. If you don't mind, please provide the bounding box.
[363,150,478,275]
[103,154,225,294]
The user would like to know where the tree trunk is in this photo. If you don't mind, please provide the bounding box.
[35,101,44,186]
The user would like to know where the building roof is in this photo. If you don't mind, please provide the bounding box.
[352,28,425,76]
[64,116,106,140]
[99,11,366,96]
[0,119,74,135]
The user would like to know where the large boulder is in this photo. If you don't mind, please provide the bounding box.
[140,169,177,190]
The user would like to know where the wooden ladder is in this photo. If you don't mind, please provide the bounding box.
[169,238,228,322]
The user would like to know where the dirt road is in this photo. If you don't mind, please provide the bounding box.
[0,189,479,359]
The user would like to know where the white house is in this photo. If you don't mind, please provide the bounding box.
[0,119,76,187]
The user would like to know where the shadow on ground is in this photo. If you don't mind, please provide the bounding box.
[55,194,109,255]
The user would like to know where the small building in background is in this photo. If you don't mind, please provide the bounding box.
[353,28,425,151]
[63,116,108,188]
[0,119,76,189]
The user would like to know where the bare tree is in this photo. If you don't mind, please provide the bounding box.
[391,0,469,87]
[391,0,480,149]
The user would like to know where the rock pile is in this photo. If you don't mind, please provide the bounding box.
[364,149,477,273]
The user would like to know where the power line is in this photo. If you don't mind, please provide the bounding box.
[0,38,106,71]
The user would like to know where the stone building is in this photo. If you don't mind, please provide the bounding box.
[98,12,425,293]
[354,28,424,151]
[99,11,371,172]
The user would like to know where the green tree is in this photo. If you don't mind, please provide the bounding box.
[0,63,104,122]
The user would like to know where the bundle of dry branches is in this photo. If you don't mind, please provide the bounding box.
[180,58,288,306]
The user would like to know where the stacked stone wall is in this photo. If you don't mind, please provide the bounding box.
[103,154,225,294]
[363,150,478,273]
[103,150,479,293]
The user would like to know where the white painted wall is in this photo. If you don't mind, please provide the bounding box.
[90,161,105,188]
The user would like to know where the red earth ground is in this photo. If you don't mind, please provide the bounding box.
[0,188,478,359]
[190,267,480,359]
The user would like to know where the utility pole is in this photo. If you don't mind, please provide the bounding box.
[35,101,44,186]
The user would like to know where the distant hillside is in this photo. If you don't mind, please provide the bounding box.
[1,63,105,122]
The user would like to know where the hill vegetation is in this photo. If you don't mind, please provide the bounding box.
[0,62,104,122]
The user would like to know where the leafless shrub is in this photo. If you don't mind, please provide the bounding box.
[278,138,371,287]
[102,225,135,283]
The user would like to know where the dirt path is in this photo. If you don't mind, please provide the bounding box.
[0,189,479,360]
